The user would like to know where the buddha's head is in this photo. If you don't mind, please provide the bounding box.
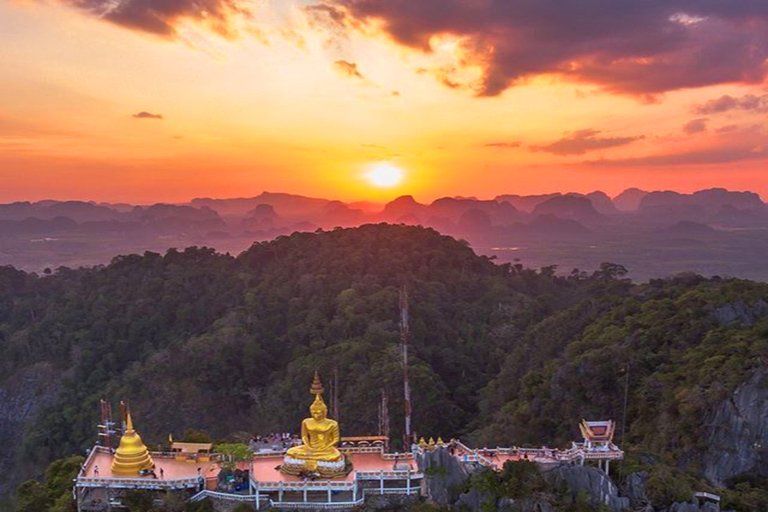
[310,394,328,421]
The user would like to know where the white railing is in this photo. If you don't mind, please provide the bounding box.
[190,490,256,502]
[77,476,202,489]
[356,471,423,480]
[339,446,383,454]
[267,485,420,509]
[381,452,415,460]
[255,481,356,492]
[272,498,364,510]
[253,449,288,458]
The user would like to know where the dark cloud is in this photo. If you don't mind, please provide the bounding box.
[584,145,768,166]
[333,60,365,79]
[531,129,644,155]
[693,93,768,114]
[64,0,249,38]
[132,111,163,119]
[324,0,768,96]
[683,118,708,134]
[484,141,522,149]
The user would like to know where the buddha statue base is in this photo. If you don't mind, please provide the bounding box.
[279,455,352,479]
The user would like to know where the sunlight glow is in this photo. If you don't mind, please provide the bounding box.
[365,164,404,188]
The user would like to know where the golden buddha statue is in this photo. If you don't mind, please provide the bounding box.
[281,372,351,478]
[111,410,154,476]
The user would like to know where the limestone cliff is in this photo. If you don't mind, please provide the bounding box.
[701,370,768,486]
[0,363,62,500]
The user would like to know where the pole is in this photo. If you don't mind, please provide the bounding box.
[332,367,340,421]
[400,285,413,451]
[619,363,630,479]
[379,390,390,451]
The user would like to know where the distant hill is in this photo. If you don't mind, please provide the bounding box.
[531,195,607,225]
[613,187,648,211]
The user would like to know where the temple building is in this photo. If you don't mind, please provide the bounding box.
[73,374,623,511]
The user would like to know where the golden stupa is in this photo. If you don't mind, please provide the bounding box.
[111,410,154,476]
[281,372,351,478]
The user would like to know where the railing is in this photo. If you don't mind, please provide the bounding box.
[454,442,624,466]
[76,476,202,489]
[339,446,384,454]
[272,498,364,510]
[255,481,356,492]
[190,490,257,503]
[356,471,423,480]
[366,487,420,495]
[381,452,415,460]
[253,449,288,458]
[453,442,495,467]
[267,485,420,509]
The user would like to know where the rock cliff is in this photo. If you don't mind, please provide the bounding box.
[701,370,768,486]
[0,363,62,498]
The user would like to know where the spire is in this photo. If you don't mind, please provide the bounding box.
[126,409,135,433]
[310,371,324,395]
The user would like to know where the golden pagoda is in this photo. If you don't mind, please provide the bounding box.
[111,410,154,476]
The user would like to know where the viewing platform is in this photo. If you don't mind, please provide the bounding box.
[74,375,622,511]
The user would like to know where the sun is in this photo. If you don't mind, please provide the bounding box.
[365,164,404,188]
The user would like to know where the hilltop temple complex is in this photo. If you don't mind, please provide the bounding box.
[74,373,623,511]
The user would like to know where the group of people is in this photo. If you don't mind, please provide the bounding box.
[249,432,300,452]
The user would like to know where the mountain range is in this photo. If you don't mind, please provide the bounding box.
[2,188,768,281]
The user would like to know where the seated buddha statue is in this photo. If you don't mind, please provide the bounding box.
[281,372,350,477]
[286,396,341,462]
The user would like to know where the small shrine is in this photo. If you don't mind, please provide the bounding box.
[578,419,616,449]
[279,372,353,478]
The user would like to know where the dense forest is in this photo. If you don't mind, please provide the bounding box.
[1,224,767,511]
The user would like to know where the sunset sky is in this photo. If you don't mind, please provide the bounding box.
[2,0,768,203]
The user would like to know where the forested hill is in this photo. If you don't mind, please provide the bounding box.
[1,224,767,510]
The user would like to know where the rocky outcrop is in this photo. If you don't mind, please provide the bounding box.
[711,301,768,326]
[543,464,629,512]
[417,447,473,506]
[701,370,768,486]
[0,362,62,497]
[624,471,650,508]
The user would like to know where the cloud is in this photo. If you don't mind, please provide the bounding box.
[333,59,365,79]
[321,1,768,97]
[531,129,644,155]
[584,145,768,166]
[62,0,250,38]
[683,118,708,134]
[693,93,768,114]
[483,141,522,149]
[132,111,163,119]
[716,124,739,133]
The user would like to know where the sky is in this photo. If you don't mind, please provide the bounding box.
[1,0,768,203]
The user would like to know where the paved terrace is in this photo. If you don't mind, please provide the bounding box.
[77,447,223,490]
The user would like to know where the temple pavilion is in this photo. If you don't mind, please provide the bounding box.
[73,374,622,511]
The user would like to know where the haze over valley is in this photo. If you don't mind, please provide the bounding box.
[3,187,768,282]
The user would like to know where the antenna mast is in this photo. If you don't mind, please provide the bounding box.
[97,399,115,448]
[378,390,391,452]
[332,367,340,421]
[400,285,413,450]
